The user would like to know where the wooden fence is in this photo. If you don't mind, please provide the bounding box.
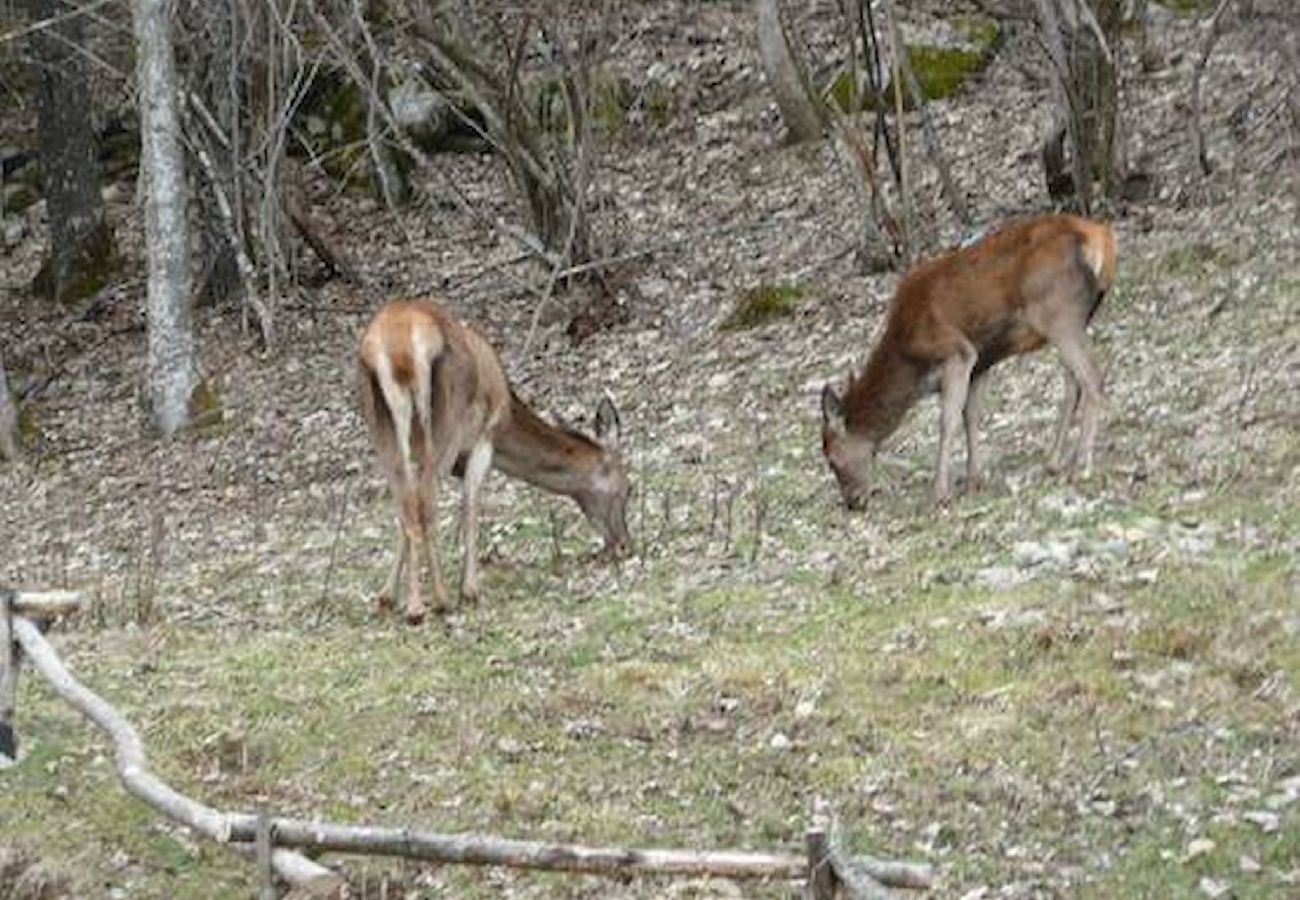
[1,589,934,898]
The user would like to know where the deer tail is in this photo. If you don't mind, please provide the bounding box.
[410,325,449,477]
[1079,221,1118,296]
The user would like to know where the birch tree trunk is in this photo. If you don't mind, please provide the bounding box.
[755,0,824,143]
[134,0,200,435]
[23,0,118,305]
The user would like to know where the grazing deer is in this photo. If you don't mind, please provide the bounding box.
[358,299,631,624]
[821,214,1118,509]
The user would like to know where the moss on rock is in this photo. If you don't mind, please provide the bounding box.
[187,379,224,431]
[904,44,987,103]
[723,283,806,331]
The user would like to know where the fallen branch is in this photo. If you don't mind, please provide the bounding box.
[8,589,85,619]
[216,815,932,889]
[10,616,342,896]
[6,592,932,894]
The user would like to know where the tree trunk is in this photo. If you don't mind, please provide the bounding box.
[23,0,118,305]
[134,0,201,435]
[190,0,243,308]
[1036,0,1123,211]
[755,0,825,143]
[0,354,20,462]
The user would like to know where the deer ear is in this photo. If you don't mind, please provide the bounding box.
[821,383,846,436]
[594,396,622,449]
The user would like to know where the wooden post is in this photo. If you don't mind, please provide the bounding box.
[806,799,837,899]
[0,589,17,764]
[257,812,276,900]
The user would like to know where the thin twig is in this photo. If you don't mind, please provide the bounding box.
[1192,0,1235,176]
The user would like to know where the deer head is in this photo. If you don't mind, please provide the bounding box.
[821,383,876,511]
[575,397,632,557]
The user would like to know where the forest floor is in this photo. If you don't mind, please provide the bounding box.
[1,2,1297,898]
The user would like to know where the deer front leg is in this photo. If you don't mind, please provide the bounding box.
[458,440,494,604]
[963,374,987,492]
[935,345,977,504]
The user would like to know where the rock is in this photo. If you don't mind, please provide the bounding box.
[389,79,448,139]
[976,565,1025,590]
[1240,810,1279,832]
[1013,539,1075,569]
[1198,877,1231,898]
[1185,837,1215,859]
[3,216,27,248]
[768,731,790,751]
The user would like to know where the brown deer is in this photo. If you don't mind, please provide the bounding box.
[358,299,631,624]
[821,214,1118,509]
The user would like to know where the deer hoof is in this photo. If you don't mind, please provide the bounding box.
[374,592,396,615]
[405,609,426,626]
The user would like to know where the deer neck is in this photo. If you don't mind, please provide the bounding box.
[492,392,600,498]
[843,343,925,444]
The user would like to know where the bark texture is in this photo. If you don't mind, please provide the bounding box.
[755,0,825,143]
[134,0,201,434]
[23,0,118,304]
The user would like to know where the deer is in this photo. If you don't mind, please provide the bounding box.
[358,299,631,624]
[820,214,1118,510]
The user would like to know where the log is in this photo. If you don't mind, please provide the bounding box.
[222,812,931,888]
[229,818,808,881]
[11,617,343,895]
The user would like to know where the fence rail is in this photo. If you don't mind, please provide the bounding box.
[1,588,933,898]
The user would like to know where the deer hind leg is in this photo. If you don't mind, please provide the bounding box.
[963,374,987,492]
[1053,331,1103,479]
[1046,369,1082,474]
[415,465,448,618]
[374,369,428,625]
[458,439,494,604]
[935,340,978,503]
[369,361,423,621]
[413,357,450,618]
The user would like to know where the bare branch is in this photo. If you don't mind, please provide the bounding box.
[1192,0,1235,176]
